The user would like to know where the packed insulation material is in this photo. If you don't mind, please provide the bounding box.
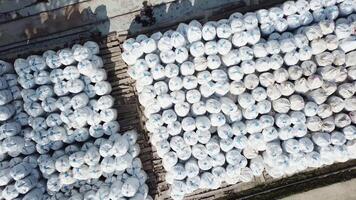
[0,155,44,200]
[2,41,151,199]
[35,130,150,200]
[0,60,40,200]
[0,60,30,159]
[122,0,356,198]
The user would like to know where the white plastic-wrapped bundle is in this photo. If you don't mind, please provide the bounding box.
[18,73,36,89]
[320,81,338,97]
[137,39,156,58]
[46,53,62,69]
[63,66,81,80]
[34,70,51,85]
[79,59,99,78]
[266,84,281,100]
[346,51,356,66]
[121,177,140,197]
[222,50,241,67]
[73,46,92,62]
[274,18,289,32]
[251,87,266,102]
[187,21,202,43]
[27,55,47,72]
[94,81,112,96]
[58,49,75,66]
[208,55,223,70]
[215,39,231,56]
[0,89,13,105]
[2,184,20,199]
[14,59,30,77]
[339,36,356,53]
[217,23,232,39]
[274,68,289,83]
[202,22,217,41]
[0,60,13,75]
[189,42,205,58]
[255,57,270,73]
[232,31,248,47]
[84,41,100,55]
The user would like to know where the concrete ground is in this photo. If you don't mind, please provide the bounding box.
[281,179,356,200]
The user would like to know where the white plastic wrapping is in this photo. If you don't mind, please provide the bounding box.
[122,3,356,198]
[4,41,152,199]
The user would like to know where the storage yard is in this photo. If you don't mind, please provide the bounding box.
[0,0,355,199]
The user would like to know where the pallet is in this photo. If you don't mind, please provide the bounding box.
[0,32,161,195]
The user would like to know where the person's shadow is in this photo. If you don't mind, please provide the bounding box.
[0,2,110,57]
[127,0,286,37]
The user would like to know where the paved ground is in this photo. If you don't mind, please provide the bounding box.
[281,179,356,200]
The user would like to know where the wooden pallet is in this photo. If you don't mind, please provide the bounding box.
[114,34,356,200]
[0,32,161,195]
